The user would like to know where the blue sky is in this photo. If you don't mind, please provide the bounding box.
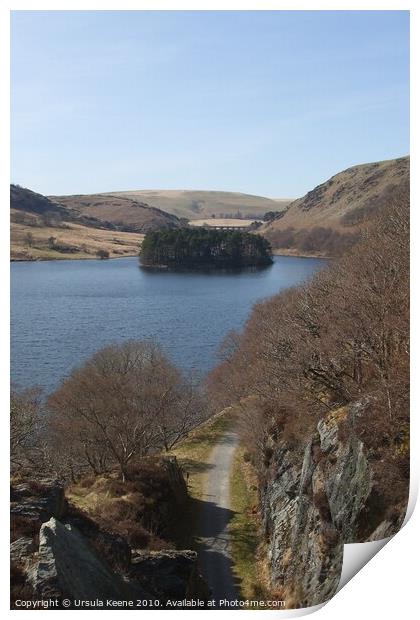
[11,10,409,198]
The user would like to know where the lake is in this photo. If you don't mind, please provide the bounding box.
[11,256,325,393]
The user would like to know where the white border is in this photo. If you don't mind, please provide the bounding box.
[2,2,417,618]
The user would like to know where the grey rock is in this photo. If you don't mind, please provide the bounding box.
[367,512,406,541]
[131,550,205,600]
[318,416,372,542]
[10,480,66,524]
[262,437,343,607]
[28,517,147,604]
[66,508,132,572]
[10,475,206,608]
[10,537,37,564]
[261,400,400,608]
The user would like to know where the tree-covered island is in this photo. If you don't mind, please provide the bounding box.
[140,228,273,269]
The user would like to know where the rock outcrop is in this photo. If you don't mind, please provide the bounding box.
[10,473,207,609]
[28,518,144,603]
[261,402,406,608]
[11,480,66,524]
[131,550,208,601]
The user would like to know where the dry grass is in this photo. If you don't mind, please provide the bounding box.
[11,217,144,261]
[104,189,289,221]
[66,414,233,552]
[271,247,329,258]
[261,156,409,253]
[67,460,181,550]
[229,446,268,602]
[169,409,233,502]
[50,193,180,231]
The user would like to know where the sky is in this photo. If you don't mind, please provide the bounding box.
[11,10,409,198]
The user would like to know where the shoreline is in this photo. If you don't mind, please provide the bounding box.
[11,250,330,264]
[10,252,140,263]
[140,258,274,271]
[271,248,331,259]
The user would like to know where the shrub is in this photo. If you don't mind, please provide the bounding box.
[96,248,110,259]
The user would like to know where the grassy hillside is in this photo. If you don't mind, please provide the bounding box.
[11,216,143,261]
[98,189,290,221]
[10,185,144,260]
[50,192,181,233]
[260,156,409,256]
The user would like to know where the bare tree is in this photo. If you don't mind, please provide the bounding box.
[207,192,409,490]
[10,387,43,470]
[24,232,34,248]
[48,341,207,480]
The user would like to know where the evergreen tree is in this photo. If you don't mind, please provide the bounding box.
[140,228,273,269]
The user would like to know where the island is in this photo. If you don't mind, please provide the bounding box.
[139,228,273,269]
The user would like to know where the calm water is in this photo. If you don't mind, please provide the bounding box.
[11,256,325,393]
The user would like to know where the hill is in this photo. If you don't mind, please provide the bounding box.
[92,189,290,221]
[11,184,119,230]
[10,185,145,260]
[260,156,409,256]
[49,192,181,233]
[11,184,71,220]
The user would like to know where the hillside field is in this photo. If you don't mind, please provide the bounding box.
[102,189,290,221]
[11,216,144,261]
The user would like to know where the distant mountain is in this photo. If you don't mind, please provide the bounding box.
[260,156,409,256]
[94,189,290,221]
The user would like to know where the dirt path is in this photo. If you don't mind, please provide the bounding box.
[197,430,240,603]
